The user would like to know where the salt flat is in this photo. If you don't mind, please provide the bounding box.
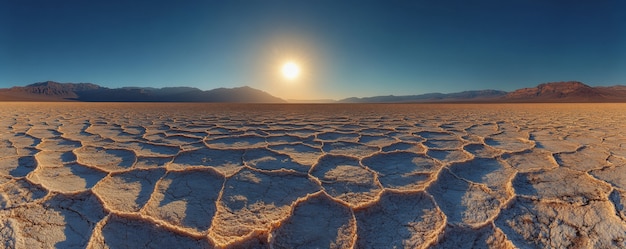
[1,102,625,248]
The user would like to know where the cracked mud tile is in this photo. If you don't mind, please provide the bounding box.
[310,155,382,208]
[362,152,440,191]
[484,135,534,153]
[322,141,379,158]
[555,146,610,171]
[423,139,464,150]
[501,149,559,172]
[354,191,445,249]
[496,197,626,248]
[431,224,514,249]
[93,169,165,212]
[0,156,37,177]
[268,143,323,166]
[118,142,180,157]
[0,179,47,209]
[36,137,82,152]
[74,146,136,172]
[448,158,515,191]
[381,141,426,153]
[142,169,224,233]
[205,135,267,150]
[466,123,499,137]
[209,169,320,246]
[1,192,106,248]
[426,169,502,227]
[316,132,359,142]
[270,192,356,249]
[426,149,472,164]
[243,148,310,173]
[170,147,244,176]
[28,163,107,193]
[512,168,612,205]
[463,143,503,159]
[90,214,211,248]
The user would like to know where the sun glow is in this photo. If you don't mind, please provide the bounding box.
[281,61,300,80]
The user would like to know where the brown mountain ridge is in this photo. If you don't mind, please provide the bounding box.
[1,80,626,103]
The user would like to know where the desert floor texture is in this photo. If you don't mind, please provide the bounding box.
[1,103,625,248]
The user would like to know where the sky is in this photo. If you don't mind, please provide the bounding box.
[2,0,625,100]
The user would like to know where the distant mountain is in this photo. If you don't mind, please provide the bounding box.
[504,81,601,102]
[339,81,626,103]
[338,90,507,103]
[0,81,286,103]
[2,80,626,103]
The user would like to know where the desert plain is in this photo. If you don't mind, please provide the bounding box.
[1,102,625,248]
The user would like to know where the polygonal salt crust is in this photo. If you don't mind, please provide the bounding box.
[484,136,534,153]
[532,137,580,153]
[209,169,320,246]
[25,127,61,139]
[205,135,267,149]
[381,141,426,153]
[36,137,82,152]
[265,134,306,145]
[362,152,440,191]
[93,168,166,212]
[463,143,502,158]
[426,169,502,227]
[0,191,106,248]
[322,141,379,158]
[8,134,40,148]
[28,163,107,193]
[161,134,203,145]
[74,146,136,172]
[555,146,610,171]
[416,131,458,140]
[143,169,224,233]
[310,155,382,208]
[270,192,356,249]
[354,191,446,249]
[512,168,611,205]
[466,123,500,137]
[609,189,626,220]
[591,164,626,189]
[495,197,626,248]
[501,149,559,172]
[0,145,17,158]
[268,143,323,166]
[316,131,359,142]
[118,141,180,157]
[170,147,244,176]
[0,156,37,177]
[0,179,47,209]
[426,149,472,164]
[357,135,396,147]
[91,214,212,248]
[134,156,173,169]
[34,150,76,166]
[448,158,515,190]
[423,139,464,150]
[243,148,310,173]
[431,224,514,249]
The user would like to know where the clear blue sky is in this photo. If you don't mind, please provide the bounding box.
[2,0,625,100]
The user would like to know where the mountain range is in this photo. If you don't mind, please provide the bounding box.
[1,81,626,103]
[0,81,285,103]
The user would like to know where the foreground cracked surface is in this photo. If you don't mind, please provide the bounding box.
[1,103,626,248]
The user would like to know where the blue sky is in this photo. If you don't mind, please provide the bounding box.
[2,0,625,99]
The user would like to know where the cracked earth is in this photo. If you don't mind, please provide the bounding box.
[1,103,625,248]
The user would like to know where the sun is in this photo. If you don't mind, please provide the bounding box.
[281,61,300,80]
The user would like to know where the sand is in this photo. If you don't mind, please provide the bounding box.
[0,102,625,248]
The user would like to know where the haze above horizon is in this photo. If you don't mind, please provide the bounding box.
[2,0,625,100]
